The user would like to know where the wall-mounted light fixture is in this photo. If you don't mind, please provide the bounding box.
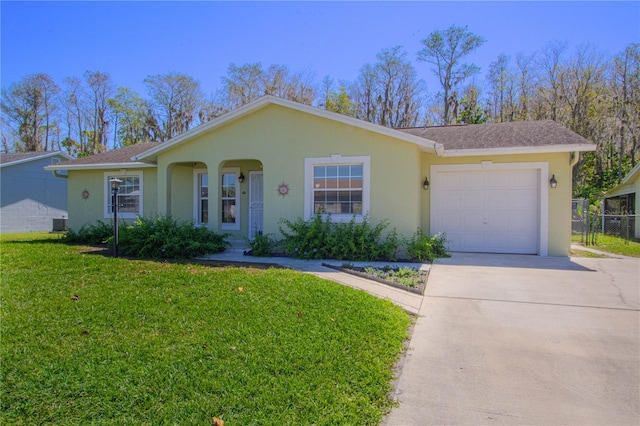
[238,172,245,183]
[549,174,558,189]
[423,177,430,190]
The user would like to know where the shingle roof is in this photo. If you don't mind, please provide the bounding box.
[1,151,55,165]
[397,120,594,151]
[53,143,160,167]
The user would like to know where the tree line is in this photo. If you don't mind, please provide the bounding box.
[2,25,638,199]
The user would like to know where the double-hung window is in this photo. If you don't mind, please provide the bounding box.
[221,168,240,230]
[304,155,370,222]
[104,172,143,219]
[194,170,208,225]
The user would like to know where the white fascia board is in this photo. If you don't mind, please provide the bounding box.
[442,143,597,157]
[45,162,157,171]
[1,151,74,169]
[131,96,444,162]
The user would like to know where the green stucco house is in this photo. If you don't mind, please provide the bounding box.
[46,96,596,256]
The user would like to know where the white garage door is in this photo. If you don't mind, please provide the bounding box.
[431,168,540,254]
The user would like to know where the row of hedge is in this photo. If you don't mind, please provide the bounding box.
[65,215,449,262]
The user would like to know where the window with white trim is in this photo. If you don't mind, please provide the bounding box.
[195,171,208,225]
[221,168,240,230]
[104,172,143,219]
[304,155,370,222]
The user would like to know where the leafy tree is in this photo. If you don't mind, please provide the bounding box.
[457,86,486,124]
[108,87,153,147]
[417,25,486,124]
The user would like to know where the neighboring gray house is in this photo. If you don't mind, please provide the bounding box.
[1,151,72,234]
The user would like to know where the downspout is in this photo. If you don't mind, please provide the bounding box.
[569,151,579,167]
[434,143,445,157]
[51,170,68,179]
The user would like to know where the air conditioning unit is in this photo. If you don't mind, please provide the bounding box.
[52,218,68,232]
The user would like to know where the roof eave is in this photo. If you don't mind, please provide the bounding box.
[45,162,157,171]
[442,143,597,157]
[0,151,73,169]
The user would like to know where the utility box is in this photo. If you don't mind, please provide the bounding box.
[52,218,68,232]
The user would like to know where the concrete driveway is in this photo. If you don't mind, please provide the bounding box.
[385,253,640,425]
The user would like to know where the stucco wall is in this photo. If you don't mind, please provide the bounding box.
[155,104,423,240]
[67,168,157,231]
[421,152,573,256]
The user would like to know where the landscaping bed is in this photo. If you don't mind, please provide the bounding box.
[323,263,428,295]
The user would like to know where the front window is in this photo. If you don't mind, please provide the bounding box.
[197,173,208,224]
[221,168,240,230]
[104,172,142,219]
[304,155,370,222]
[313,164,363,214]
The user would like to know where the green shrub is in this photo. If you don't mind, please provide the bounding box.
[117,215,228,259]
[246,232,279,257]
[279,215,399,261]
[405,230,450,262]
[63,220,113,245]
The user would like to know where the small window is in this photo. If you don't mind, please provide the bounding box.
[104,172,143,219]
[197,172,208,224]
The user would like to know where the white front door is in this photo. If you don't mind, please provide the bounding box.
[431,166,541,254]
[249,171,264,239]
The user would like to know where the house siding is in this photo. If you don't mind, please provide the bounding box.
[1,156,68,233]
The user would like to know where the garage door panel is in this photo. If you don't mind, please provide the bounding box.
[432,167,540,254]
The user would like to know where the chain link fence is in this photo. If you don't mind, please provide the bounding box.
[572,198,638,245]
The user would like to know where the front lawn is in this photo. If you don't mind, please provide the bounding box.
[1,234,411,425]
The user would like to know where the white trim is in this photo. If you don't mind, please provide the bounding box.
[132,96,443,162]
[304,155,371,222]
[221,167,240,231]
[442,144,597,157]
[2,151,73,169]
[103,171,143,220]
[430,162,549,256]
[193,168,208,226]
[46,162,156,171]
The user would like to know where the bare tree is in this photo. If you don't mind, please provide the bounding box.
[417,25,486,124]
[85,71,114,153]
[1,73,60,151]
[144,72,203,141]
[351,46,424,127]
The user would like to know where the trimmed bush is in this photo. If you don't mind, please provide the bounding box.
[118,216,228,259]
[63,220,113,245]
[279,215,399,261]
[405,229,450,262]
[245,232,279,257]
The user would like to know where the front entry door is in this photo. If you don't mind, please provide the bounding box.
[249,171,264,239]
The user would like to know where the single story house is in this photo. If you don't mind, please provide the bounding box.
[602,163,640,238]
[46,96,596,256]
[1,151,72,233]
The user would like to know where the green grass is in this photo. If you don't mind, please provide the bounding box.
[1,233,411,425]
[572,233,640,257]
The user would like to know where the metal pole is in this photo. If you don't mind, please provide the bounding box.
[113,187,119,257]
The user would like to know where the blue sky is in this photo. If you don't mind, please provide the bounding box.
[2,1,639,98]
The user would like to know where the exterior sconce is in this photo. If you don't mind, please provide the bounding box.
[238,172,245,183]
[549,174,558,189]
[423,177,429,190]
